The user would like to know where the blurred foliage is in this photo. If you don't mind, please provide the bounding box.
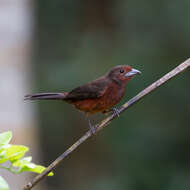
[32,0,190,189]
[0,131,53,190]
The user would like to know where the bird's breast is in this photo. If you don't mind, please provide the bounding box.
[101,82,125,108]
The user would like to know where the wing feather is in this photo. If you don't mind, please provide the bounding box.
[65,77,108,101]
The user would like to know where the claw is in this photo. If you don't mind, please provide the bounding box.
[112,108,120,117]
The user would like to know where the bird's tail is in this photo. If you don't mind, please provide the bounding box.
[24,92,68,100]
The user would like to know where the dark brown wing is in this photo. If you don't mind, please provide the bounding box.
[65,77,109,101]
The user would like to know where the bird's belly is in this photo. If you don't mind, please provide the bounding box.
[72,86,125,114]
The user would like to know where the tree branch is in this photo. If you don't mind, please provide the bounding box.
[23,58,190,190]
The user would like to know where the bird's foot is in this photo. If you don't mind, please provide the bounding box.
[88,119,97,135]
[112,107,120,117]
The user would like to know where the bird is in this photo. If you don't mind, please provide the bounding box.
[25,65,141,134]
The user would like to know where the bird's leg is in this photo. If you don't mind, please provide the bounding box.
[112,107,120,117]
[88,119,96,135]
[85,114,96,135]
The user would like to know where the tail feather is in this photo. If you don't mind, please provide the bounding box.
[24,92,68,100]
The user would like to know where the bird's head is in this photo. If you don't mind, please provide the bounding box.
[107,65,141,83]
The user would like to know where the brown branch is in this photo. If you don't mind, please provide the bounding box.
[23,58,190,190]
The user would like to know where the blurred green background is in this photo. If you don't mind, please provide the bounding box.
[33,0,190,189]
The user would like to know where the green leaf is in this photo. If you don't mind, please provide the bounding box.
[12,157,32,168]
[0,132,53,178]
[0,132,12,147]
[0,176,9,190]
[0,145,29,164]
[0,155,9,164]
[21,165,54,176]
[5,145,28,162]
[0,151,6,159]
[0,145,11,161]
[13,157,53,176]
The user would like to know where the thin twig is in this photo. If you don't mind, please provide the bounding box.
[23,58,190,190]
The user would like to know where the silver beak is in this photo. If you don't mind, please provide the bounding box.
[125,68,141,78]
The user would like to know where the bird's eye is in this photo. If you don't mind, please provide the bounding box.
[120,69,124,73]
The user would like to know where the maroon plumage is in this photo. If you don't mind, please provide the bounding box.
[25,65,141,114]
